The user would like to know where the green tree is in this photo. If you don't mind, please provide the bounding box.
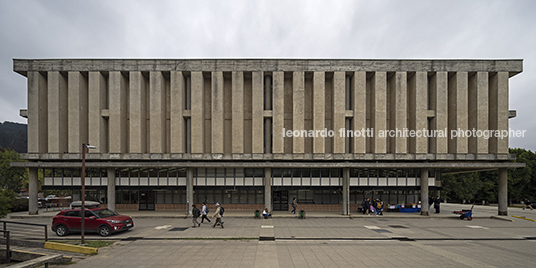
[441,172,482,202]
[0,148,28,192]
[0,188,14,218]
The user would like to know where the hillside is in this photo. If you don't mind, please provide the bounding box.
[0,121,27,153]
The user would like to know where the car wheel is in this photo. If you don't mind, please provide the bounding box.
[468,217,472,221]
[98,225,112,237]
[55,225,69,236]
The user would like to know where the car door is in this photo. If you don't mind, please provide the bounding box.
[62,210,82,231]
[84,210,100,231]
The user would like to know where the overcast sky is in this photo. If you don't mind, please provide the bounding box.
[1,0,535,150]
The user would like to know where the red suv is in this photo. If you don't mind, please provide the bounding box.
[52,208,134,237]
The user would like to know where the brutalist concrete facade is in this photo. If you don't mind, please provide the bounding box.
[12,59,525,215]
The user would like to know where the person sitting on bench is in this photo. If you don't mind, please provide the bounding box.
[262,208,271,219]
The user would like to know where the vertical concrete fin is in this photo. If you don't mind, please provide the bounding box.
[373,72,386,154]
[272,72,284,154]
[28,71,48,154]
[232,72,244,154]
[191,72,204,154]
[353,71,366,154]
[395,72,408,154]
[129,71,143,154]
[415,72,428,154]
[252,71,264,154]
[293,72,305,154]
[313,72,325,154]
[88,72,105,153]
[170,71,184,153]
[149,71,165,154]
[211,72,224,154]
[435,72,448,154]
[333,72,345,154]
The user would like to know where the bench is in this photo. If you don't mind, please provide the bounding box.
[8,254,63,268]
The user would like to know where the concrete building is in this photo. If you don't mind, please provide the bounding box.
[12,59,525,215]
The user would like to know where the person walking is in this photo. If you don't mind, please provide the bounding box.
[364,198,371,215]
[212,203,224,229]
[361,198,367,214]
[291,197,297,214]
[191,204,201,227]
[523,198,533,210]
[200,202,211,224]
[434,196,441,213]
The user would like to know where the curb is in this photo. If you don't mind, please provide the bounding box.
[490,215,514,222]
[44,241,98,254]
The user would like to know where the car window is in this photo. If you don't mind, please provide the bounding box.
[63,211,80,217]
[84,210,96,218]
[92,209,119,218]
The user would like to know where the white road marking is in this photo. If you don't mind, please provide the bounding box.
[466,225,489,229]
[364,225,381,229]
[261,225,274,229]
[154,225,173,230]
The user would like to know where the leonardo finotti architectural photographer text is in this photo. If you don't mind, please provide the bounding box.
[282,128,527,139]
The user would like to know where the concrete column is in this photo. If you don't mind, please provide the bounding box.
[498,168,508,215]
[420,168,429,216]
[435,72,448,154]
[232,72,244,154]
[28,167,39,215]
[272,72,284,154]
[264,168,272,212]
[191,72,204,154]
[28,71,48,154]
[333,72,345,154]
[68,72,88,153]
[394,72,408,154]
[212,72,224,154]
[313,72,325,154]
[293,72,305,153]
[373,72,387,153]
[187,167,194,215]
[107,168,116,211]
[170,71,184,153]
[353,72,366,154]
[149,72,166,154]
[342,167,349,215]
[252,72,264,154]
[88,72,106,153]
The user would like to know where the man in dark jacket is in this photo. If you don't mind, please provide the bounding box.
[192,204,201,227]
[434,196,441,214]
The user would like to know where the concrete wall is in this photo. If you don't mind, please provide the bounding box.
[16,59,521,161]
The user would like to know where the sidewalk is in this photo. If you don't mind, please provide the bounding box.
[8,203,512,220]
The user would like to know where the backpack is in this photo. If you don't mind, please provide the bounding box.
[376,202,381,209]
[219,206,225,216]
[206,207,209,213]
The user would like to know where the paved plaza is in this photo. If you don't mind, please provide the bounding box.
[6,204,536,267]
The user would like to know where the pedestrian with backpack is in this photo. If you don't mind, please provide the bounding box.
[215,203,225,226]
[191,204,201,227]
[200,202,211,224]
[212,203,224,229]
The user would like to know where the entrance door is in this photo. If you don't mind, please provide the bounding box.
[139,191,155,210]
[272,190,289,211]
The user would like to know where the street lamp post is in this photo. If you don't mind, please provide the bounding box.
[81,143,97,244]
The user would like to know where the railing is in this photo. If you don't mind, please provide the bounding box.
[0,220,48,243]
[0,230,10,263]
